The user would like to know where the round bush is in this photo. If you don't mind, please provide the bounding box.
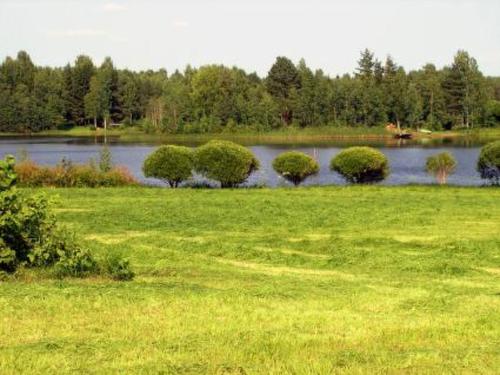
[330,147,389,183]
[426,152,457,185]
[194,140,259,188]
[477,140,500,185]
[272,151,319,186]
[143,145,194,188]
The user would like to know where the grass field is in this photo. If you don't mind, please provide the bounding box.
[1,186,500,374]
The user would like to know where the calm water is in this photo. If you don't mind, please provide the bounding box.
[0,136,489,186]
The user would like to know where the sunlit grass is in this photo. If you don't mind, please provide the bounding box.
[1,186,499,373]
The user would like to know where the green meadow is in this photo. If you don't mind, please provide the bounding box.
[1,186,499,374]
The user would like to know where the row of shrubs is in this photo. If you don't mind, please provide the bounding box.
[143,140,500,187]
[0,155,134,280]
[143,140,259,188]
[14,147,137,188]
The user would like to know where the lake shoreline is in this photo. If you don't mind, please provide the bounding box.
[1,126,499,146]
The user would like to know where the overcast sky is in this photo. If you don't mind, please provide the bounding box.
[1,0,499,76]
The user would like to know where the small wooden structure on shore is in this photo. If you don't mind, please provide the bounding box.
[385,123,413,139]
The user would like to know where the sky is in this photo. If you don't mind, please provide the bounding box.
[0,0,499,77]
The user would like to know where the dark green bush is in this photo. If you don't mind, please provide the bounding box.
[272,151,319,186]
[0,186,55,271]
[330,147,389,183]
[426,152,457,185]
[101,253,135,281]
[194,140,260,188]
[143,145,194,187]
[53,247,99,278]
[477,141,500,185]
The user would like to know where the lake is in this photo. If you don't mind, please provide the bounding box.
[0,136,489,186]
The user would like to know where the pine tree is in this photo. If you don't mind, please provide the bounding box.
[67,55,95,125]
[442,50,486,128]
[265,57,300,125]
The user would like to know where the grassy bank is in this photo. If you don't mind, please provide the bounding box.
[3,125,499,146]
[1,186,500,373]
[0,126,394,146]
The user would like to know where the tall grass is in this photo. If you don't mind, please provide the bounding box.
[15,159,137,187]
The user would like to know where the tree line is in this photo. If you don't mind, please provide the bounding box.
[0,49,499,133]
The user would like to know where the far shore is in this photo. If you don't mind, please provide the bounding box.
[1,126,499,145]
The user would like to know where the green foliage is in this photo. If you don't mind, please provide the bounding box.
[426,152,457,184]
[266,56,301,125]
[143,145,194,187]
[99,145,112,172]
[101,253,134,281]
[0,50,497,133]
[485,100,500,126]
[194,140,259,188]
[330,147,389,183]
[442,50,487,128]
[67,55,95,125]
[0,155,133,278]
[477,140,500,185]
[0,156,83,272]
[0,155,17,191]
[272,151,319,186]
[54,247,98,278]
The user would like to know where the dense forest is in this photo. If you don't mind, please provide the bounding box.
[0,50,499,133]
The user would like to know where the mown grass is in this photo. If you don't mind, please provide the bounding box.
[1,186,499,374]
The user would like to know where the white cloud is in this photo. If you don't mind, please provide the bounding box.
[172,20,189,29]
[47,29,107,37]
[102,2,127,13]
[46,29,127,42]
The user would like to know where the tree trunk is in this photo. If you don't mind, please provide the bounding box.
[173,107,178,131]
[94,117,97,130]
[437,170,447,185]
[429,91,434,126]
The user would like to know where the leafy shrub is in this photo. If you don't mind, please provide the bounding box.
[28,228,72,267]
[0,155,129,279]
[0,181,98,276]
[143,145,194,187]
[426,152,457,185]
[0,187,55,270]
[477,141,500,185]
[0,238,16,273]
[14,159,137,187]
[330,147,389,183]
[101,253,135,281]
[272,151,319,186]
[54,247,99,278]
[194,140,260,188]
[0,155,17,191]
